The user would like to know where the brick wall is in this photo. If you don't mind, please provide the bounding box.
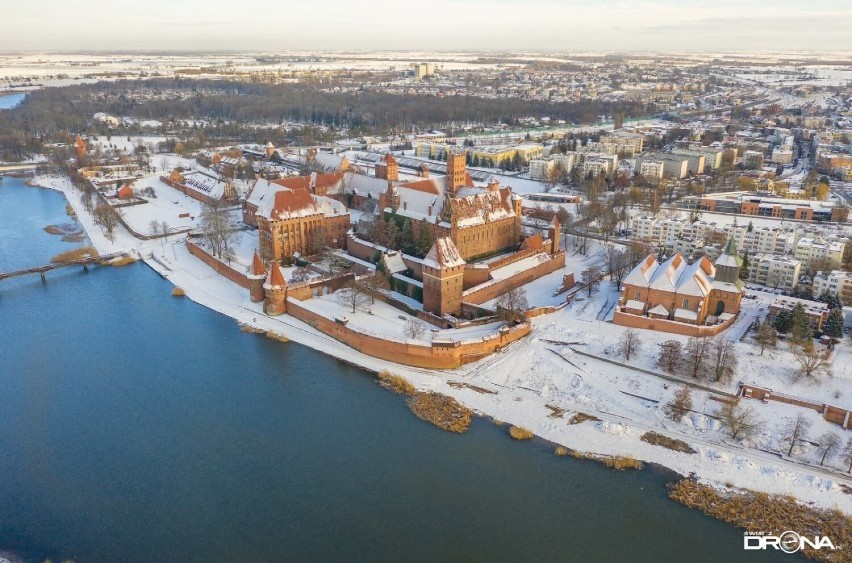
[462,252,565,305]
[286,297,531,369]
[738,383,850,430]
[612,309,736,337]
[186,240,251,289]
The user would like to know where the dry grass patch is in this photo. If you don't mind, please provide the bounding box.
[447,381,497,394]
[377,370,415,395]
[407,392,471,433]
[568,412,600,425]
[555,446,569,456]
[669,479,852,562]
[108,255,136,266]
[171,287,186,297]
[545,404,566,418]
[44,225,64,235]
[50,246,97,263]
[568,450,643,470]
[509,426,534,440]
[265,331,290,343]
[239,323,265,334]
[640,431,696,454]
[65,204,76,218]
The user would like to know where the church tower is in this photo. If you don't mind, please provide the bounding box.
[714,236,743,284]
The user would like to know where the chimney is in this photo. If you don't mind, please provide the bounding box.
[403,201,407,211]
[420,164,430,178]
[310,171,317,191]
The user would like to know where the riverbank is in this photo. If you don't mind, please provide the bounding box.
[27,173,852,515]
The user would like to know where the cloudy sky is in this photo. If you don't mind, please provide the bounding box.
[3,0,851,52]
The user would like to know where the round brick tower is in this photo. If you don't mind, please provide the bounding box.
[263,261,288,316]
[248,251,267,303]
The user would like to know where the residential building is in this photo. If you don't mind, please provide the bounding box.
[749,255,801,290]
[768,296,829,331]
[813,270,852,305]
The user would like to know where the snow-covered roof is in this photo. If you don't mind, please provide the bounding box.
[624,253,715,298]
[648,304,669,316]
[624,299,645,311]
[423,238,465,269]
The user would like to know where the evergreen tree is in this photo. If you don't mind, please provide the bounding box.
[773,309,792,333]
[400,219,415,255]
[739,252,750,281]
[825,307,845,339]
[415,221,433,257]
[818,291,842,310]
[788,303,813,344]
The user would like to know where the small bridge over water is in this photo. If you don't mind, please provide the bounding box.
[0,252,129,283]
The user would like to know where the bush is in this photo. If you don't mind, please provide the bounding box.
[554,446,569,456]
[377,370,415,395]
[407,392,471,433]
[509,426,534,440]
[171,287,185,297]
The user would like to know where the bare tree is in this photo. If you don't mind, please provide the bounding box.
[93,203,121,241]
[79,190,94,213]
[148,219,161,237]
[682,336,712,379]
[337,279,370,314]
[581,265,602,296]
[754,319,777,356]
[781,413,812,457]
[664,386,693,421]
[606,247,632,291]
[709,336,738,383]
[843,437,852,473]
[496,287,530,321]
[815,432,842,466]
[792,342,833,380]
[618,329,641,361]
[362,273,391,304]
[199,200,237,262]
[717,402,764,440]
[403,318,427,340]
[658,340,682,374]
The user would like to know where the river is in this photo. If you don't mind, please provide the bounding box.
[0,176,786,562]
[0,93,26,111]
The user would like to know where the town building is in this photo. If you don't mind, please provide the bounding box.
[768,296,829,331]
[748,255,801,290]
[813,270,852,305]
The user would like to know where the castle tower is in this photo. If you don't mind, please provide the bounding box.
[714,236,743,284]
[378,182,400,214]
[548,215,561,253]
[375,153,399,182]
[248,251,268,303]
[445,151,466,196]
[422,238,465,316]
[263,261,288,316]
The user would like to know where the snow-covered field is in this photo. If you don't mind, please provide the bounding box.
[30,171,852,514]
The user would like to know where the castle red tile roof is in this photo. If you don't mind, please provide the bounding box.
[272,171,344,193]
[267,261,287,288]
[251,251,267,277]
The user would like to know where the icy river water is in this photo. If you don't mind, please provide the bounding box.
[0,176,788,562]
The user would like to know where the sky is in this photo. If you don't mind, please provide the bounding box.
[3,0,852,53]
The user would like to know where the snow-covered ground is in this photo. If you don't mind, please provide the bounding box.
[30,171,852,514]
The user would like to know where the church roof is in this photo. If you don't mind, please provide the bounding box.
[715,236,744,268]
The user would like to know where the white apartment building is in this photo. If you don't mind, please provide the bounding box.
[639,160,664,178]
[749,255,802,290]
[742,150,765,170]
[771,148,794,165]
[813,270,852,305]
[552,153,576,173]
[630,216,685,244]
[529,158,555,180]
[793,238,846,269]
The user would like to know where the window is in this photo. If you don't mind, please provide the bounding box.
[682,299,689,309]
[634,291,641,300]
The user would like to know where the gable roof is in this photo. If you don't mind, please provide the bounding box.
[423,237,465,269]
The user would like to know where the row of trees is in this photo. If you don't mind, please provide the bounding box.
[664,386,850,469]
